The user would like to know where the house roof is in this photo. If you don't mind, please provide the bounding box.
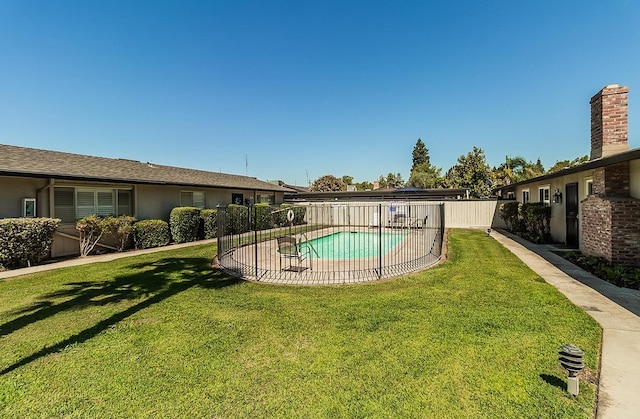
[498,147,640,193]
[285,187,469,202]
[0,144,292,193]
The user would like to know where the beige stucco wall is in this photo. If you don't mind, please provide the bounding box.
[0,176,52,218]
[514,169,595,248]
[630,159,640,198]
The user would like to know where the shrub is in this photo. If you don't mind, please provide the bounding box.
[227,204,249,234]
[133,219,171,249]
[500,201,551,244]
[201,209,217,239]
[499,201,520,230]
[110,216,137,252]
[0,217,60,269]
[520,203,551,243]
[254,203,274,231]
[277,204,307,226]
[76,215,115,257]
[170,207,202,243]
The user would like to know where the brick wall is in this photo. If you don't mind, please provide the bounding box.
[592,163,631,197]
[590,84,629,159]
[582,195,640,267]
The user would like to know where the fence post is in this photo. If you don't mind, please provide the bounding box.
[378,203,382,279]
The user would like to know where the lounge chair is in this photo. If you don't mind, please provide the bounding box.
[276,235,312,272]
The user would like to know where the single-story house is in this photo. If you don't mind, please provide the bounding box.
[498,84,639,267]
[0,144,292,257]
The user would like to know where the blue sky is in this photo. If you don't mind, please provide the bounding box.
[1,1,639,187]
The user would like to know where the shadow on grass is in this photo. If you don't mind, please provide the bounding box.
[540,373,567,391]
[1,257,241,376]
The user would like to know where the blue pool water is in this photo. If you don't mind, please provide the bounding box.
[302,231,406,259]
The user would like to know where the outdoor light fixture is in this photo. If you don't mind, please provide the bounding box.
[553,189,563,204]
[558,343,584,396]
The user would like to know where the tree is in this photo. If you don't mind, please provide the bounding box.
[547,155,588,174]
[310,174,345,192]
[341,175,353,186]
[412,138,429,170]
[355,181,373,191]
[492,155,545,188]
[445,146,494,198]
[408,138,442,188]
[378,172,404,189]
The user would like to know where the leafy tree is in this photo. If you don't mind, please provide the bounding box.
[355,181,373,191]
[445,146,494,198]
[492,155,545,187]
[378,172,404,189]
[341,175,353,186]
[407,163,443,189]
[310,174,346,192]
[547,155,588,173]
[412,138,429,170]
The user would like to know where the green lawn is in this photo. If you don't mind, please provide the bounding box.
[0,229,601,418]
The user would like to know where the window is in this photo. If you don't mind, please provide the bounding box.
[257,194,275,204]
[180,191,205,208]
[54,187,133,223]
[522,189,530,203]
[586,178,594,195]
[538,186,550,205]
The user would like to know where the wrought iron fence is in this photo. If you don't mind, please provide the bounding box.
[217,202,444,285]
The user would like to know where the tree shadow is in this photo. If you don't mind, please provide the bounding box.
[540,373,566,391]
[1,257,241,375]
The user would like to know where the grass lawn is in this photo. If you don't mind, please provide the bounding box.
[0,229,601,418]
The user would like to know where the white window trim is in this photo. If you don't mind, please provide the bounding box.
[522,188,530,204]
[538,185,551,206]
[585,178,594,196]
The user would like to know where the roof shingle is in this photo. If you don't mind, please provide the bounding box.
[0,144,292,192]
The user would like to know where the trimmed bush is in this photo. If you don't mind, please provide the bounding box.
[0,217,60,269]
[499,201,520,230]
[76,215,112,257]
[201,209,217,239]
[133,219,171,249]
[254,203,274,231]
[170,207,202,243]
[227,204,249,234]
[277,204,307,226]
[110,216,137,252]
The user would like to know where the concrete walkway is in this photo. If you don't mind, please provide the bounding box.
[2,233,640,417]
[492,230,640,419]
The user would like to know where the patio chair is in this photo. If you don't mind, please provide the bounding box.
[276,235,312,272]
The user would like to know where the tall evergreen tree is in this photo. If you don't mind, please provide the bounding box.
[412,138,429,170]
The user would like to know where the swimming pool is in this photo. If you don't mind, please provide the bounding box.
[302,231,407,259]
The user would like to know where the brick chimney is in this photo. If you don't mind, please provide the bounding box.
[590,84,629,160]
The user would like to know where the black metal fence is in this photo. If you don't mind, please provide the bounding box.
[217,202,444,285]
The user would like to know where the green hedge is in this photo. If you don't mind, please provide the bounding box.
[500,201,551,243]
[170,207,202,244]
[0,217,60,270]
[201,209,217,239]
[276,204,306,226]
[254,203,274,231]
[133,219,171,249]
[227,204,249,234]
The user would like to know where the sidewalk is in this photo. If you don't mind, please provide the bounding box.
[492,230,640,419]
